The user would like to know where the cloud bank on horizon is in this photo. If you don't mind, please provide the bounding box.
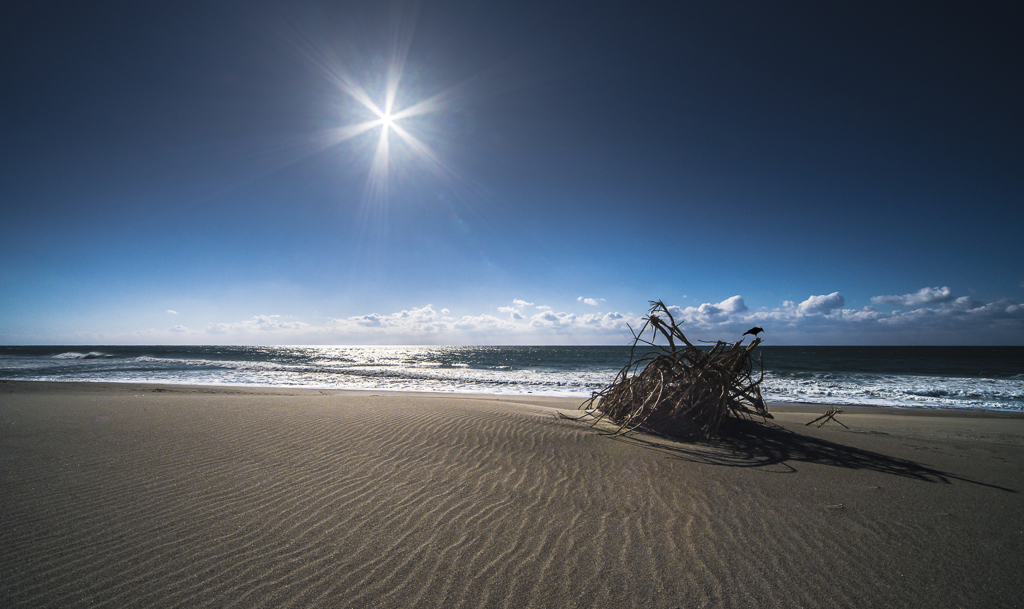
[35,286,1021,346]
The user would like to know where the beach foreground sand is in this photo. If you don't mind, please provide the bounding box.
[1,381,1022,608]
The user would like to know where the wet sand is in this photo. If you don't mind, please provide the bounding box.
[1,381,1022,608]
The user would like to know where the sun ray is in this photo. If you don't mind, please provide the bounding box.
[339,77,385,118]
[382,0,418,116]
[389,122,450,177]
[326,119,385,146]
[364,119,391,202]
[388,87,452,121]
[281,29,386,119]
[384,64,402,118]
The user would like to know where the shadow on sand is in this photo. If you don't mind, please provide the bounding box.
[612,419,1016,493]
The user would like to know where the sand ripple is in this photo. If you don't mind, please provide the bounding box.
[2,385,1022,608]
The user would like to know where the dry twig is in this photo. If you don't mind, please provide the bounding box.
[805,407,848,428]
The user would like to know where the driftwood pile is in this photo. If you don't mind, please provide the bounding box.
[579,301,770,439]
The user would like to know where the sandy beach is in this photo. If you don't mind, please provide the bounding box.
[1,381,1022,608]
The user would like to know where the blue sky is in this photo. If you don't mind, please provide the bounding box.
[1,0,1022,345]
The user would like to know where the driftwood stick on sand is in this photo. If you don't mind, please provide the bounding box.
[806,407,849,428]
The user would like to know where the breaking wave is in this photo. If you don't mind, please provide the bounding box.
[1,345,1021,411]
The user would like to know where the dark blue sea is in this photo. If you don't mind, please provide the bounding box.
[1,345,1022,411]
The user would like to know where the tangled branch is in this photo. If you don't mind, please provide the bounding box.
[579,300,771,439]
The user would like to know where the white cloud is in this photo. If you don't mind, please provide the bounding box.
[499,305,526,320]
[950,296,981,310]
[335,305,443,329]
[577,296,603,306]
[21,286,1024,345]
[531,310,576,328]
[580,311,626,330]
[354,313,384,327]
[877,296,1024,326]
[797,292,845,316]
[715,295,747,314]
[167,310,178,315]
[512,299,534,307]
[322,305,528,340]
[872,286,954,306]
[450,314,514,332]
[207,314,310,334]
[644,288,1020,342]
[829,306,884,322]
[666,295,748,325]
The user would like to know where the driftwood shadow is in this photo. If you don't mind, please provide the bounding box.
[614,419,1016,493]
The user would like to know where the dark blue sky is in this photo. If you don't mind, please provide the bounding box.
[2,0,1022,344]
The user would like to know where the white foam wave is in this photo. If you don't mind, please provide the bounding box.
[5,348,1022,410]
[52,351,116,360]
[762,372,1024,411]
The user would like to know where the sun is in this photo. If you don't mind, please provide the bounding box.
[319,64,455,203]
[284,8,469,206]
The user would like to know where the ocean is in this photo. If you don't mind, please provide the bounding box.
[1,345,1022,411]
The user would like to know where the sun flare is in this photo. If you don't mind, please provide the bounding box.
[319,59,457,204]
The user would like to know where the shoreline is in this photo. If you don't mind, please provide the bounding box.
[3,378,1023,416]
[2,380,1023,607]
